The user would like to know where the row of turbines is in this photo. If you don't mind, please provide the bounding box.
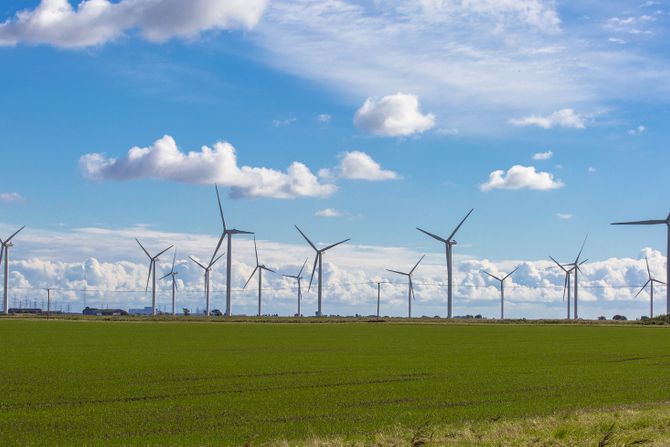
[1,186,669,319]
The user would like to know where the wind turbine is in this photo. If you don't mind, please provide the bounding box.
[417,208,474,318]
[387,255,424,318]
[212,184,254,317]
[564,235,588,320]
[636,256,666,318]
[136,239,173,316]
[1,226,25,315]
[189,251,225,317]
[611,213,670,315]
[550,256,575,320]
[482,265,520,319]
[283,258,308,317]
[160,249,180,316]
[243,236,277,317]
[295,226,349,317]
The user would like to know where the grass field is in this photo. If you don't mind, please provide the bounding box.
[1,320,669,445]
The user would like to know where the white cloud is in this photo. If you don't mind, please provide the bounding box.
[556,213,574,220]
[510,109,586,129]
[608,37,627,44]
[532,150,553,160]
[272,117,296,127]
[588,166,597,173]
[353,93,436,137]
[1,222,666,319]
[315,208,343,218]
[319,151,399,181]
[0,0,268,48]
[480,165,564,191]
[628,125,646,135]
[317,114,331,123]
[79,135,336,199]
[0,192,23,202]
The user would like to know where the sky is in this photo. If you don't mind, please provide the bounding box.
[0,0,669,318]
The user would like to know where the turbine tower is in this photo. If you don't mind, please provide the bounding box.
[283,258,308,317]
[482,265,520,319]
[611,213,670,315]
[190,251,225,317]
[295,226,349,317]
[213,184,253,317]
[564,235,588,320]
[417,208,474,318]
[386,255,424,318]
[136,239,173,316]
[243,236,277,317]
[636,256,666,318]
[159,249,180,316]
[0,226,25,315]
[550,256,575,320]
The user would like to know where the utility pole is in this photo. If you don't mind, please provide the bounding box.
[47,288,51,319]
[376,282,381,318]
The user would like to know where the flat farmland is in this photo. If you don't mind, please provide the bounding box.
[0,320,669,445]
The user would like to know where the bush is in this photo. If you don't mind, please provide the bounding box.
[612,315,627,321]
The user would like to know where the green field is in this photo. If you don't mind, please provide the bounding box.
[1,320,669,445]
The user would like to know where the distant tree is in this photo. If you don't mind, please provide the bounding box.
[474,314,482,319]
[182,308,190,316]
[597,316,606,320]
[612,314,627,321]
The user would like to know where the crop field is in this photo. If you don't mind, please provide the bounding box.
[1,320,669,445]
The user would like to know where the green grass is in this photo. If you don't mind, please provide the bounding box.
[1,320,669,445]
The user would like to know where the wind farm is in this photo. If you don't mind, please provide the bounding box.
[1,0,669,444]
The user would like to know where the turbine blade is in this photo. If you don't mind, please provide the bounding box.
[210,233,226,266]
[308,254,318,291]
[215,184,227,231]
[549,256,568,272]
[159,272,172,280]
[410,255,425,274]
[263,266,277,274]
[654,279,667,286]
[145,260,153,294]
[210,252,226,267]
[156,245,174,259]
[136,239,151,258]
[243,266,258,289]
[611,220,665,225]
[482,270,501,281]
[503,265,521,281]
[410,277,416,300]
[447,208,474,241]
[0,245,3,266]
[645,256,652,280]
[189,256,207,270]
[295,225,318,251]
[230,229,254,235]
[4,225,25,244]
[298,258,308,277]
[562,274,568,302]
[635,280,651,297]
[416,227,447,243]
[322,238,349,252]
[574,234,588,263]
[171,249,177,271]
[386,269,408,276]
[254,236,259,266]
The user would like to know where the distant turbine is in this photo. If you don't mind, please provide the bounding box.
[159,249,180,316]
[0,226,25,315]
[295,226,349,317]
[190,251,225,317]
[550,256,576,320]
[387,255,425,318]
[482,265,520,319]
[243,236,277,317]
[136,239,173,316]
[417,208,474,318]
[283,258,308,317]
[636,256,666,318]
[213,184,254,317]
[611,213,670,314]
[563,235,588,319]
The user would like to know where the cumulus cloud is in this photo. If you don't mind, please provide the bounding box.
[317,114,331,123]
[79,135,336,199]
[315,208,344,218]
[532,150,553,160]
[556,213,574,220]
[628,125,646,135]
[0,192,22,202]
[480,165,564,191]
[319,151,399,181]
[510,109,586,129]
[0,0,268,48]
[353,93,436,137]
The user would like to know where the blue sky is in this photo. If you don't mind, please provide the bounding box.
[0,0,668,317]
